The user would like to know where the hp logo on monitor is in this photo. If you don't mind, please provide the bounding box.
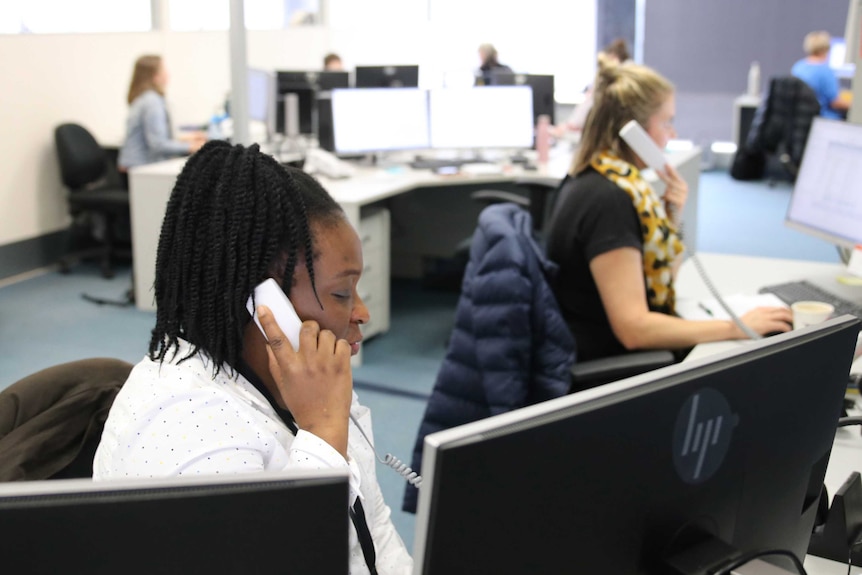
[672,388,738,484]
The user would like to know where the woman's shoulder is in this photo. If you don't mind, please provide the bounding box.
[131,89,165,108]
[561,169,632,204]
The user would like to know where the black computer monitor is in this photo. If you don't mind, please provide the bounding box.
[355,65,420,88]
[275,70,350,135]
[785,118,862,250]
[0,469,350,574]
[492,73,556,124]
[414,316,860,574]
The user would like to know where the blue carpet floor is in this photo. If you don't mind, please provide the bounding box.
[0,169,843,552]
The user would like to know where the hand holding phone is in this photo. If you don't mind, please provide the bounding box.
[246,278,302,351]
[619,119,668,172]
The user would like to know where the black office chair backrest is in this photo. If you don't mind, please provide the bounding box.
[54,123,109,191]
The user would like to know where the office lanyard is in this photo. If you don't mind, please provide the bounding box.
[237,361,378,575]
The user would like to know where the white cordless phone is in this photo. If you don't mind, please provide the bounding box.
[246,278,302,351]
[619,119,668,173]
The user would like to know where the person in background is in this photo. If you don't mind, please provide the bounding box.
[324,53,345,71]
[118,55,205,174]
[94,141,413,574]
[546,63,792,362]
[552,38,632,137]
[476,43,513,85]
[791,30,852,120]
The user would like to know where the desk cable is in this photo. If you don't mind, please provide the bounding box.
[350,414,422,487]
[688,253,761,341]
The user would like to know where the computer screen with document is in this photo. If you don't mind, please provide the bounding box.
[429,86,535,150]
[786,118,862,249]
[330,87,430,154]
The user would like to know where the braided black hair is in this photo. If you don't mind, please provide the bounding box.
[149,140,345,373]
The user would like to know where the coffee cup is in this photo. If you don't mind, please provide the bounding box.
[790,301,834,330]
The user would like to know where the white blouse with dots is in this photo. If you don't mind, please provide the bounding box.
[93,339,412,575]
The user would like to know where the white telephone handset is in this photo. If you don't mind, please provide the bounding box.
[303,148,357,179]
[619,120,668,173]
[246,278,302,351]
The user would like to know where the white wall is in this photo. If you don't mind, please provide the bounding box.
[0,1,596,249]
[0,28,331,248]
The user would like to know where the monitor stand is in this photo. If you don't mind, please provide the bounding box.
[663,531,801,574]
[808,471,862,567]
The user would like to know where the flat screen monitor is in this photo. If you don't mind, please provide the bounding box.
[0,469,350,574]
[829,37,856,78]
[414,316,861,574]
[429,86,535,150]
[786,118,862,249]
[331,87,430,154]
[274,70,349,135]
[355,65,419,88]
[492,73,556,124]
[247,67,276,139]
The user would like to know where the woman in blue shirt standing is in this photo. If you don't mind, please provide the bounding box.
[118,55,206,171]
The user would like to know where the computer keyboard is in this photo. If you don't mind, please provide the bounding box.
[408,158,488,170]
[758,280,862,319]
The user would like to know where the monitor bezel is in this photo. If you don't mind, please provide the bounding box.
[784,117,862,249]
[413,315,861,572]
[0,468,351,574]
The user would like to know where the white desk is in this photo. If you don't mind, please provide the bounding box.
[679,253,862,575]
[130,146,702,326]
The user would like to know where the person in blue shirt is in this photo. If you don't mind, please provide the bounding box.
[791,31,852,120]
[118,55,206,172]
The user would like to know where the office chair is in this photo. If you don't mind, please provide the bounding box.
[0,358,131,481]
[403,203,674,513]
[54,123,131,280]
[730,76,820,183]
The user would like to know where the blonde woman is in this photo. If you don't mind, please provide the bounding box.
[546,64,792,361]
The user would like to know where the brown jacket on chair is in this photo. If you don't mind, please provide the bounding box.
[0,358,131,481]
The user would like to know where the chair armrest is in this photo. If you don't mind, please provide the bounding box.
[470,189,530,208]
[569,350,676,392]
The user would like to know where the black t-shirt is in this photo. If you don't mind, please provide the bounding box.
[545,168,644,361]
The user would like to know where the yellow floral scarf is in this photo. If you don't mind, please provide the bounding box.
[590,151,685,314]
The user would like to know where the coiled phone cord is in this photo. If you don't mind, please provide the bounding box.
[350,414,422,487]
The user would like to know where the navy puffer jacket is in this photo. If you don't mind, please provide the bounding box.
[403,203,575,513]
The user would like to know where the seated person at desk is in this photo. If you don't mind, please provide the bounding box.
[545,64,792,361]
[552,38,632,137]
[94,141,412,575]
[791,31,852,120]
[475,42,513,85]
[118,55,206,173]
[324,52,345,71]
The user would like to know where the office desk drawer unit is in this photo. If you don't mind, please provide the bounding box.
[357,208,390,340]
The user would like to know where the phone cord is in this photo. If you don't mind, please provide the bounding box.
[689,253,762,341]
[350,414,422,487]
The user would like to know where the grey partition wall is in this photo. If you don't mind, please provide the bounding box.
[642,0,848,146]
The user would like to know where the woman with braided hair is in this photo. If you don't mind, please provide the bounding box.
[94,141,412,574]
